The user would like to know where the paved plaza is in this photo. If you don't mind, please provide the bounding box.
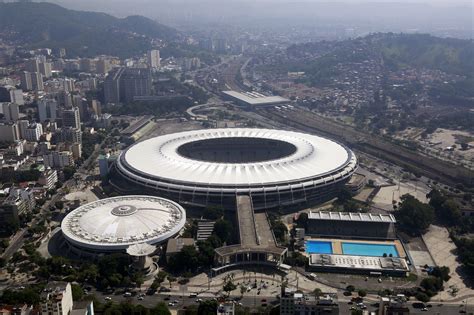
[423,225,474,301]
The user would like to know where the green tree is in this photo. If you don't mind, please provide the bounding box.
[168,245,200,272]
[397,194,434,234]
[150,302,171,315]
[415,292,430,302]
[296,212,309,228]
[198,300,218,314]
[358,289,367,297]
[223,280,237,296]
[213,219,232,243]
[71,284,84,301]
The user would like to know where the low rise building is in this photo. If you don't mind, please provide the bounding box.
[280,288,339,315]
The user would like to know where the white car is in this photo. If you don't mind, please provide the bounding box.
[104,297,112,301]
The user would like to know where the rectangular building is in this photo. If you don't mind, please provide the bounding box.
[306,211,397,239]
[40,282,73,315]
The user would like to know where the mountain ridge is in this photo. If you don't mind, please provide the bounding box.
[0,2,180,58]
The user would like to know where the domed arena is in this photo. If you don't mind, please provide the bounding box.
[61,196,186,256]
[113,128,358,210]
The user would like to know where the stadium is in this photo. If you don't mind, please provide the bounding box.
[60,196,186,256]
[113,128,358,210]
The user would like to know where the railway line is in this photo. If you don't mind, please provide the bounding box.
[256,107,473,187]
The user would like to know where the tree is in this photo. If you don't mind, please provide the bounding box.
[202,207,224,220]
[63,166,76,180]
[223,280,237,296]
[440,200,462,225]
[150,302,171,315]
[197,300,218,315]
[168,245,200,272]
[168,276,176,288]
[358,289,367,297]
[240,284,246,297]
[415,292,430,302]
[296,212,309,228]
[71,284,84,301]
[346,285,355,292]
[313,288,323,297]
[430,266,451,282]
[213,219,232,243]
[396,194,434,234]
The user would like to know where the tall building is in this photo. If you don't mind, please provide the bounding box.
[0,123,19,142]
[0,86,24,105]
[62,107,81,129]
[103,68,122,104]
[104,68,152,104]
[25,58,39,73]
[39,62,52,78]
[17,119,29,139]
[96,59,111,74]
[58,127,82,144]
[20,71,32,91]
[31,72,44,91]
[91,100,102,116]
[1,103,19,122]
[38,99,58,122]
[147,50,160,68]
[0,188,35,233]
[21,72,43,91]
[40,282,73,315]
[24,123,43,142]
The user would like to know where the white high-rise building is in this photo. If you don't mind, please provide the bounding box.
[62,107,81,129]
[25,58,40,73]
[24,123,43,142]
[1,102,19,122]
[38,99,58,122]
[31,72,44,91]
[21,71,44,91]
[39,62,52,78]
[17,119,29,139]
[147,50,160,68]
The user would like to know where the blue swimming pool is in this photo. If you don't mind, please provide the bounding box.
[342,242,399,257]
[305,241,333,254]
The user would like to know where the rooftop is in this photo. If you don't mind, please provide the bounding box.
[120,128,356,186]
[223,90,289,106]
[61,196,186,250]
[308,211,396,223]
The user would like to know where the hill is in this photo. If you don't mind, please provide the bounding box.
[0,2,180,58]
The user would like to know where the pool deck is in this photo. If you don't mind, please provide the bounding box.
[306,238,406,258]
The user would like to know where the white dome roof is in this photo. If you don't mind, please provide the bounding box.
[120,128,355,186]
[61,196,186,251]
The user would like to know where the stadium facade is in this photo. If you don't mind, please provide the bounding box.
[113,128,357,210]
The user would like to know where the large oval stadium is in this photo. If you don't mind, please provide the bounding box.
[61,196,186,255]
[114,128,358,210]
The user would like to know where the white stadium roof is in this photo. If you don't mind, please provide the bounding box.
[120,128,354,186]
[61,196,186,251]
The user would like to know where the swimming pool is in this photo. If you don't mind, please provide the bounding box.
[342,242,399,257]
[306,241,333,254]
